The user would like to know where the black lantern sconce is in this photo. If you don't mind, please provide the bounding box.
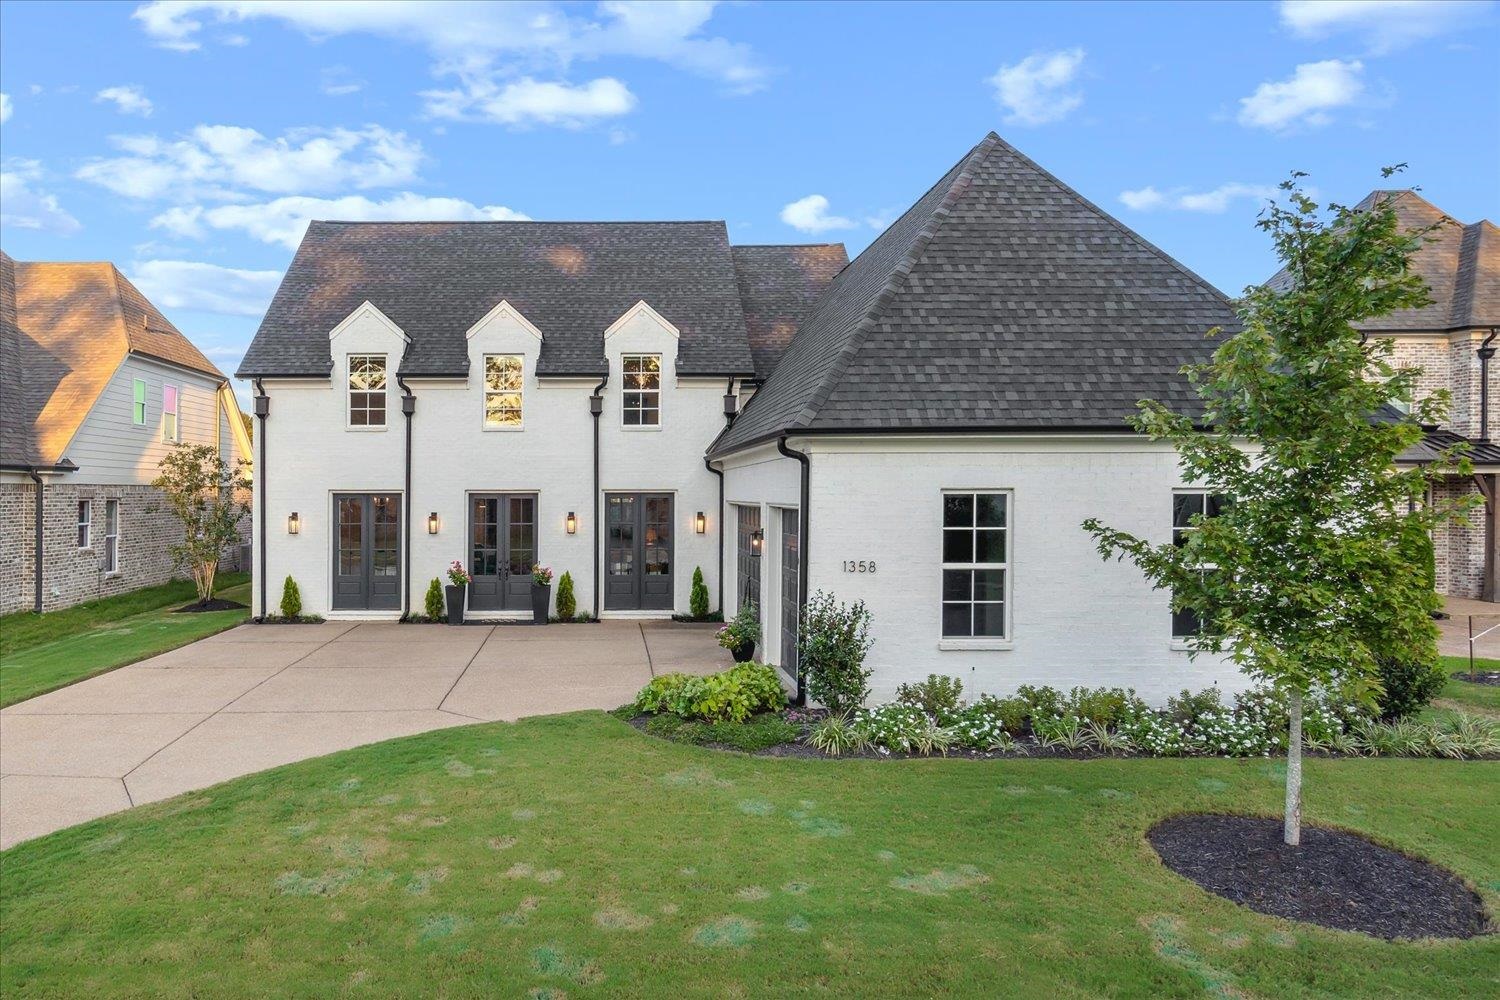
[695,511,707,534]
[750,527,764,555]
[427,511,440,534]
[566,511,578,534]
[287,512,301,535]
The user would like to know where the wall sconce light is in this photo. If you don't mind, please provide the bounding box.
[750,527,764,555]
[695,510,707,534]
[427,511,440,534]
[565,511,578,534]
[287,512,301,535]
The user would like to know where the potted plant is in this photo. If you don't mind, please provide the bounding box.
[717,604,760,662]
[530,564,553,625]
[445,561,470,626]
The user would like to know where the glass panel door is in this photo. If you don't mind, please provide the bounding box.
[780,508,799,677]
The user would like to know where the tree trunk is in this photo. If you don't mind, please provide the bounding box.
[1284,687,1303,847]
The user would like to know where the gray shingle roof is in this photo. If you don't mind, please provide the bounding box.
[712,133,1241,455]
[730,244,849,380]
[238,221,763,378]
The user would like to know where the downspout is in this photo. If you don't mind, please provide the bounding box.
[1476,331,1497,601]
[253,379,269,619]
[398,370,415,619]
[776,434,810,706]
[27,468,44,613]
[703,377,737,615]
[589,374,609,618]
[1478,331,1496,444]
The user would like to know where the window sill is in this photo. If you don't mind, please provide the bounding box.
[103,571,122,579]
[1169,639,1201,652]
[621,425,663,432]
[482,425,525,433]
[344,425,389,432]
[938,638,1012,651]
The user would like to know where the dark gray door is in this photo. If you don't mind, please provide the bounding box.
[779,508,800,675]
[468,494,536,611]
[605,493,673,610]
[332,493,401,611]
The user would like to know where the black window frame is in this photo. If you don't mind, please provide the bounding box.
[621,354,661,426]
[347,354,388,428]
[941,490,1009,639]
[1171,490,1229,639]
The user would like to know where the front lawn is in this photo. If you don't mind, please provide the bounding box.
[1436,656,1500,718]
[1,713,1493,997]
[0,575,250,708]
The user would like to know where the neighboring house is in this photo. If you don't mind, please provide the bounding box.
[1338,192,1497,601]
[0,252,254,614]
[240,132,1255,703]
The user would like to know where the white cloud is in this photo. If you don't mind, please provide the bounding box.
[153,192,530,249]
[0,160,82,234]
[780,195,856,234]
[1119,183,1279,213]
[988,48,1085,126]
[423,76,636,127]
[95,84,154,117]
[0,93,11,124]
[1279,1,1491,54]
[1237,59,1364,131]
[128,260,283,316]
[320,66,365,97]
[75,124,423,199]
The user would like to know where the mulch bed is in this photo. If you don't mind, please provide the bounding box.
[1451,670,1500,687]
[173,598,248,613]
[1148,814,1488,940]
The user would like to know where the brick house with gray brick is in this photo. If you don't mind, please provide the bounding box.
[1,251,255,614]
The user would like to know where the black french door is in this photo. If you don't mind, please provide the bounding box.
[779,508,800,675]
[605,493,674,610]
[332,493,402,610]
[468,494,537,611]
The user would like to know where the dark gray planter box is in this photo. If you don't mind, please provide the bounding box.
[531,583,551,624]
[445,585,466,626]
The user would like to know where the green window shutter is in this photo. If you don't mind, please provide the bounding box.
[132,379,147,424]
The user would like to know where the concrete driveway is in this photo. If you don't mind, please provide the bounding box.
[0,620,730,849]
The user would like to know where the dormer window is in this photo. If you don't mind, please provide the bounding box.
[483,354,524,428]
[348,354,387,427]
[622,354,661,426]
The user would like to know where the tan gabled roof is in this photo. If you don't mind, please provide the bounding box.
[0,252,225,467]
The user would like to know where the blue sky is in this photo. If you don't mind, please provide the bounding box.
[2,1,1496,404]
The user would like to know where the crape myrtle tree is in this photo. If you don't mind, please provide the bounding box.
[152,443,252,606]
[1082,170,1477,846]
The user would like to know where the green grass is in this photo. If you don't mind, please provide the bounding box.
[1436,656,1500,718]
[0,576,250,709]
[1,713,1494,998]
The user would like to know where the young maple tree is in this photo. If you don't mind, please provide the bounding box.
[152,443,252,605]
[1082,170,1477,846]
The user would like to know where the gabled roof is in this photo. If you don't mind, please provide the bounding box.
[730,244,848,380]
[712,133,1241,455]
[239,221,765,379]
[0,251,225,468]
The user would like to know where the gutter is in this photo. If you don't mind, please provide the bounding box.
[708,422,1156,461]
[776,434,810,706]
[589,374,609,618]
[27,468,44,613]
[253,378,269,619]
[398,369,416,619]
[702,378,738,615]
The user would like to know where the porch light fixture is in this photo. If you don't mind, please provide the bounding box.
[566,511,578,534]
[750,527,764,555]
[695,510,707,534]
[427,511,440,534]
[287,512,300,535]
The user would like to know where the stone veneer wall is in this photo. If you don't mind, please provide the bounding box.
[0,482,251,615]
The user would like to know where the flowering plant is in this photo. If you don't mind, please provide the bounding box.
[446,560,471,587]
[531,564,554,587]
[716,604,760,652]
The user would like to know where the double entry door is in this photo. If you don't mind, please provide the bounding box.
[333,493,402,610]
[605,493,674,610]
[469,494,537,611]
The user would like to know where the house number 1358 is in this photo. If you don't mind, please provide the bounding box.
[842,560,876,573]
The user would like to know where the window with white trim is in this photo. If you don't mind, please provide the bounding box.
[941,491,1008,638]
[103,499,120,574]
[483,354,524,428]
[1171,491,1229,638]
[162,385,180,442]
[622,354,661,426]
[77,500,92,549]
[132,379,147,425]
[347,354,387,427]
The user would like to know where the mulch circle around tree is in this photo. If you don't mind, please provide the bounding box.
[1148,814,1489,940]
[1452,670,1500,687]
[173,598,248,613]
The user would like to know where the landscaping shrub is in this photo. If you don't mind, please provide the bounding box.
[556,572,577,620]
[950,702,1020,750]
[1374,657,1447,721]
[896,674,965,722]
[799,591,873,715]
[635,673,692,715]
[1014,684,1065,723]
[856,704,953,756]
[971,695,1029,736]
[1063,687,1148,728]
[1165,687,1222,728]
[632,663,786,723]
[424,578,444,621]
[279,576,302,619]
[1353,713,1498,759]
[808,714,869,756]
[690,567,710,619]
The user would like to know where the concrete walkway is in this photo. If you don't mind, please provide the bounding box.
[0,620,729,849]
[1439,596,1500,660]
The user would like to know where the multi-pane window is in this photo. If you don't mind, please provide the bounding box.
[132,379,147,425]
[162,385,180,442]
[483,354,524,428]
[941,492,1008,638]
[1171,491,1229,639]
[77,500,92,549]
[103,499,119,574]
[622,354,661,426]
[735,504,762,620]
[347,354,387,427]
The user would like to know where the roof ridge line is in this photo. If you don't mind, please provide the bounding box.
[786,133,999,431]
